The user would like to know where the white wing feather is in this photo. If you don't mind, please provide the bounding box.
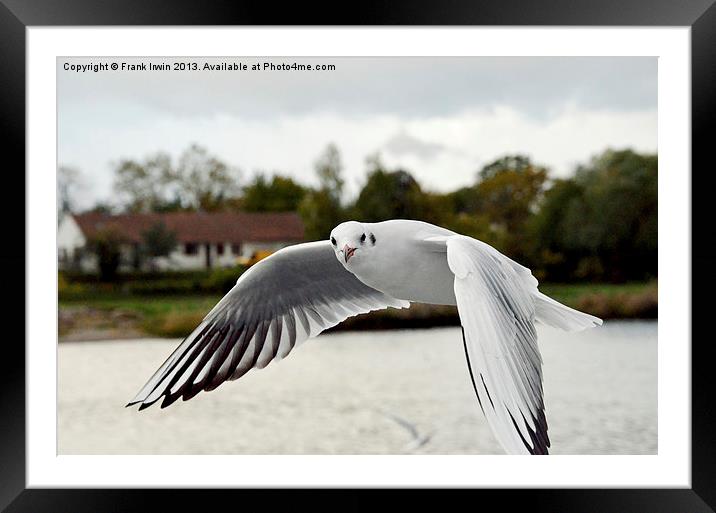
[128,241,409,410]
[445,235,550,455]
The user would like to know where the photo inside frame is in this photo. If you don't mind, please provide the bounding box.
[56,56,657,456]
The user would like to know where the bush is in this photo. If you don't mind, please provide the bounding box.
[576,283,657,319]
[121,266,246,295]
[62,269,214,284]
[85,227,126,282]
[143,311,207,338]
[124,279,201,296]
[201,266,245,294]
[58,272,87,299]
[60,265,247,298]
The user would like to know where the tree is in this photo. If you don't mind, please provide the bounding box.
[85,202,115,215]
[113,152,175,213]
[475,155,548,231]
[442,212,504,249]
[241,173,307,212]
[86,227,126,282]
[527,178,583,281]
[478,154,536,181]
[172,144,241,211]
[314,143,344,203]
[298,144,348,240]
[569,149,657,281]
[299,189,347,240]
[353,156,429,222]
[530,149,657,282]
[57,166,83,219]
[452,155,549,258]
[112,144,240,213]
[140,221,178,270]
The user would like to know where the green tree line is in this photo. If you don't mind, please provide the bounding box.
[72,143,657,283]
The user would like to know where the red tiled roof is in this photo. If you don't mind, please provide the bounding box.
[73,211,305,244]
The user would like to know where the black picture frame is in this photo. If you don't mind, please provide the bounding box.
[3,1,713,511]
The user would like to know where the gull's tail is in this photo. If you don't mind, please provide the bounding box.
[534,291,603,331]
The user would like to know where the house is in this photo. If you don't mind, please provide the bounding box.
[58,211,305,272]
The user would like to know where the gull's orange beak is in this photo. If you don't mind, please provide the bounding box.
[343,245,356,263]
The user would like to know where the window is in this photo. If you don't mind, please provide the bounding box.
[231,243,241,255]
[217,243,224,256]
[184,243,198,255]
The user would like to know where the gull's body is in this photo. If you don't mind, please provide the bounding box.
[347,220,457,305]
[128,219,602,455]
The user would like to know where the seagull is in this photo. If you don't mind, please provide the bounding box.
[127,219,602,455]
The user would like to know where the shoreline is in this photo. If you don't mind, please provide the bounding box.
[59,281,656,342]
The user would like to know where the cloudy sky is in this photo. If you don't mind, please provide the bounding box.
[58,57,657,209]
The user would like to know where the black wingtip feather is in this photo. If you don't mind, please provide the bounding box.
[137,402,153,412]
[460,327,485,413]
[480,373,495,409]
[509,411,550,455]
[160,393,180,409]
[182,383,205,402]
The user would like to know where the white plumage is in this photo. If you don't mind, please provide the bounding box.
[128,219,602,455]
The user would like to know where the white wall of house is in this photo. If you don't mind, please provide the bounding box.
[153,242,235,270]
[151,241,269,270]
[241,241,292,259]
[57,216,86,256]
[57,216,96,272]
[151,241,296,270]
[208,241,238,267]
[152,244,206,271]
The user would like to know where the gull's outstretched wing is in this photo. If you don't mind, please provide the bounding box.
[444,235,549,455]
[127,241,409,410]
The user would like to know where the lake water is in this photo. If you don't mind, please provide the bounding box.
[58,321,657,455]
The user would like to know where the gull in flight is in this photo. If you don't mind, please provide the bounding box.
[128,219,602,455]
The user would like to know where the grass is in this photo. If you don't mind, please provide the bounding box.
[538,282,656,307]
[59,281,656,340]
[60,294,221,338]
[60,294,222,317]
[573,282,657,319]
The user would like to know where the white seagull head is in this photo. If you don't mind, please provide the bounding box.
[329,221,377,266]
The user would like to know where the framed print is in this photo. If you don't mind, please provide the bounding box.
[4,0,714,511]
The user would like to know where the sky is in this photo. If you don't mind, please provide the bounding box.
[57,57,657,210]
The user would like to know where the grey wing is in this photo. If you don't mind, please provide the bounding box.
[444,235,549,455]
[127,241,409,410]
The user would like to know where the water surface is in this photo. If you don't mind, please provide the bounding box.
[58,321,657,455]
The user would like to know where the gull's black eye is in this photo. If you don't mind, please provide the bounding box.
[360,233,366,244]
[330,237,337,246]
